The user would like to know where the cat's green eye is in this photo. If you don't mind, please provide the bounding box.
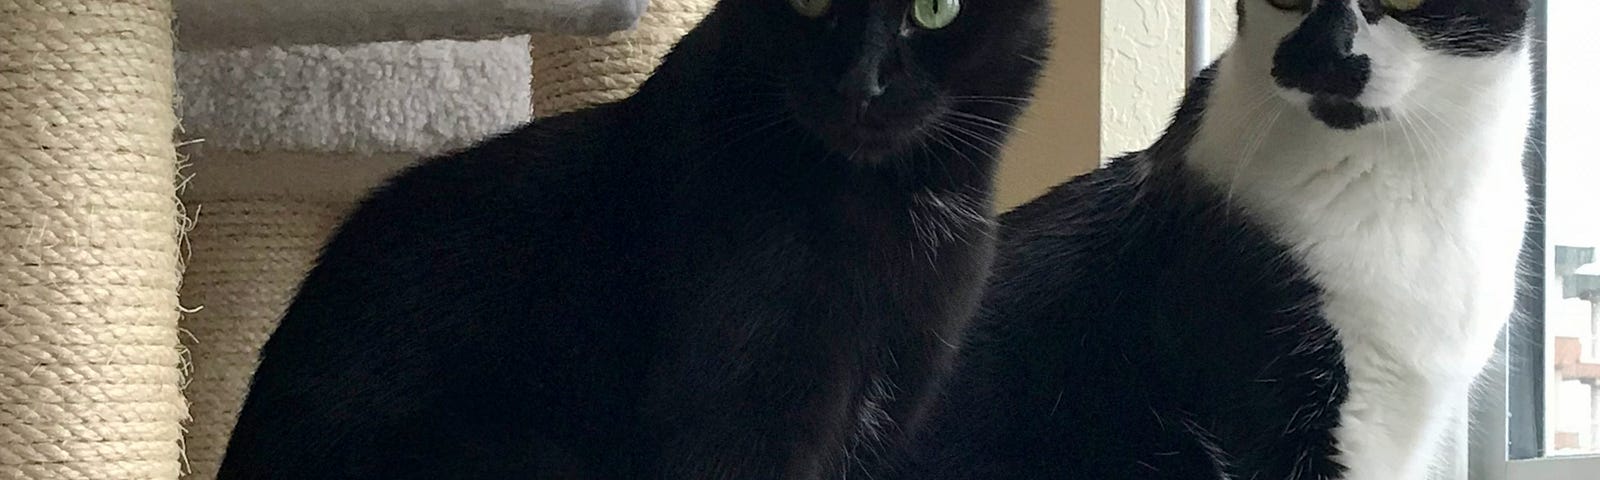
[1382,0,1424,11]
[912,0,960,30]
[789,0,831,18]
[1266,0,1308,11]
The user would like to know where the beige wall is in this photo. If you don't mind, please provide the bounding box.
[995,0,1239,211]
[994,0,1100,210]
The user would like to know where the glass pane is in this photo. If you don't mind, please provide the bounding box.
[1545,0,1600,458]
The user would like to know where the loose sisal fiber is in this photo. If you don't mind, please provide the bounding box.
[0,0,187,479]
[530,0,714,118]
[175,197,354,480]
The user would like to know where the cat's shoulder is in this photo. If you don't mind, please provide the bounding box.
[321,103,659,259]
[391,103,642,194]
[997,155,1150,256]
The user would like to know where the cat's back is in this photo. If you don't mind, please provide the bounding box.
[977,156,1153,320]
[913,155,1333,479]
[222,102,665,478]
[281,101,656,340]
[904,158,1161,478]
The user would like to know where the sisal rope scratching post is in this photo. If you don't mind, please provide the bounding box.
[530,0,714,118]
[176,197,354,480]
[0,0,187,479]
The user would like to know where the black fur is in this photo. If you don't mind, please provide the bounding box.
[1273,0,1370,100]
[1389,0,1532,56]
[1271,0,1383,130]
[216,0,1049,478]
[897,69,1351,480]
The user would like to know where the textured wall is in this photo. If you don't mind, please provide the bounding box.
[1101,0,1236,158]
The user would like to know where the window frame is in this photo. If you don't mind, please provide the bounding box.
[1469,0,1600,478]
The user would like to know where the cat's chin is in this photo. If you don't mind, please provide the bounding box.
[1305,96,1390,131]
[805,121,929,160]
[785,95,942,160]
[830,130,922,159]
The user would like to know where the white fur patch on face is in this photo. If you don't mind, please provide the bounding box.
[1347,16,1424,109]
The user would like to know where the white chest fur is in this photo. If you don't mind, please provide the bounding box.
[1187,50,1533,479]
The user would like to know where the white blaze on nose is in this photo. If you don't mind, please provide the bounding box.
[1347,3,1425,109]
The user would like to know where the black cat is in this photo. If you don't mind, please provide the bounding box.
[216,0,1050,478]
[901,0,1533,479]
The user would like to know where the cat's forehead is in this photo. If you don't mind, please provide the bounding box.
[1242,0,1529,15]
[771,0,907,7]
[1245,0,1529,56]
[1368,0,1531,16]
[768,0,1030,10]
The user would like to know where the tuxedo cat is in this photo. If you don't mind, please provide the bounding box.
[216,0,1048,478]
[903,1,1533,479]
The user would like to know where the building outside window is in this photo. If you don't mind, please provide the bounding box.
[1473,1,1600,478]
[1545,0,1600,457]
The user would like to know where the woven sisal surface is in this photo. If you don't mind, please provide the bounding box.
[530,0,714,118]
[176,198,353,480]
[0,0,186,479]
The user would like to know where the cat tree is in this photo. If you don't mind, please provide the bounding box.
[1,1,186,478]
[0,0,713,478]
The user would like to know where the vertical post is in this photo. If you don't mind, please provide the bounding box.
[0,1,186,478]
[1589,297,1599,362]
[1186,0,1210,79]
[1591,379,1599,451]
[1591,298,1600,450]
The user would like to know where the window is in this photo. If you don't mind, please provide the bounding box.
[1470,1,1600,478]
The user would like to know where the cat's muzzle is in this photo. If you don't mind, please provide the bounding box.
[1306,95,1389,130]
